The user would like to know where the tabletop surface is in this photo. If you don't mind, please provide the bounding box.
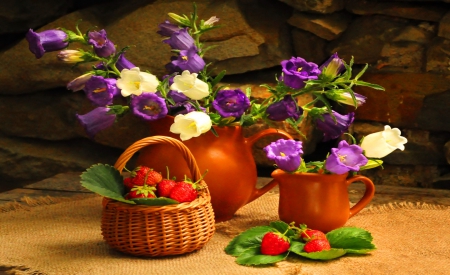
[1,172,450,207]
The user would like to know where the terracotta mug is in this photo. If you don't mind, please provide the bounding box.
[270,169,375,232]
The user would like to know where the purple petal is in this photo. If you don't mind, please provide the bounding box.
[157,20,182,37]
[170,47,205,73]
[325,140,368,174]
[130,92,168,121]
[26,29,68,59]
[84,76,118,106]
[280,57,321,89]
[264,139,303,172]
[315,111,354,141]
[88,29,116,57]
[212,89,250,118]
[266,95,303,121]
[163,28,196,51]
[76,107,116,139]
[116,52,136,71]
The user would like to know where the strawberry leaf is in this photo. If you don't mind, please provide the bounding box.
[326,227,376,252]
[291,248,347,260]
[80,163,134,204]
[236,247,288,266]
[288,240,305,254]
[131,197,179,206]
[225,226,273,256]
[269,221,296,238]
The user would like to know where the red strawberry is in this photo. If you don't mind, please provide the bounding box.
[169,182,198,203]
[300,229,327,242]
[260,232,290,255]
[303,238,331,253]
[125,185,156,200]
[123,177,134,190]
[131,166,162,186]
[156,178,178,197]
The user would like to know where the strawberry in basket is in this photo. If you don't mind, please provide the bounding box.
[130,166,163,186]
[169,181,198,203]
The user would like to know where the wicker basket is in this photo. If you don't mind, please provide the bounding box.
[101,136,215,257]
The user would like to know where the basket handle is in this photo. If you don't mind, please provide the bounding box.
[113,136,203,182]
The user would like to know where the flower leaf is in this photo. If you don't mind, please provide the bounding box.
[80,163,134,204]
[236,246,288,266]
[354,81,385,90]
[224,226,273,256]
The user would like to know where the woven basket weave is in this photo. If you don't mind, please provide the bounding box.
[101,136,215,257]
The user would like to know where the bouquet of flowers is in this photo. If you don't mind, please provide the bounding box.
[264,124,407,175]
[25,3,388,149]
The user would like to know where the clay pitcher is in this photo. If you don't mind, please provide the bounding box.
[270,169,375,232]
[136,116,293,222]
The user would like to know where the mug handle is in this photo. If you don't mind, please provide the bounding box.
[244,128,293,204]
[346,175,375,218]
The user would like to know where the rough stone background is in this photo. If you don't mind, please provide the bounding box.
[0,0,449,191]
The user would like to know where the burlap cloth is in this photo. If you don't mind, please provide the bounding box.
[1,191,449,275]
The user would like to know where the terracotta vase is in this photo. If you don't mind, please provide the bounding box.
[270,169,375,232]
[135,116,293,222]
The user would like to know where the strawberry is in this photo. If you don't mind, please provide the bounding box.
[156,178,178,197]
[123,177,134,190]
[169,181,198,203]
[303,238,331,253]
[260,232,290,255]
[131,166,162,186]
[300,229,327,242]
[124,185,156,200]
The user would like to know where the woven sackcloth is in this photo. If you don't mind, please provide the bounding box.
[1,191,449,275]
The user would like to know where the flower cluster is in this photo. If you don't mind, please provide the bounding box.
[264,125,407,174]
[25,4,387,144]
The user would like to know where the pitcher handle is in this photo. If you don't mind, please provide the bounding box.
[346,175,375,218]
[244,128,293,203]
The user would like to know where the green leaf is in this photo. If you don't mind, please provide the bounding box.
[210,70,226,88]
[269,221,296,238]
[344,248,376,254]
[80,163,134,204]
[291,248,347,260]
[236,246,288,266]
[131,197,179,206]
[225,226,273,256]
[288,240,305,254]
[355,81,385,90]
[327,227,376,252]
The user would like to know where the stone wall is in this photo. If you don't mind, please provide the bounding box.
[0,0,449,190]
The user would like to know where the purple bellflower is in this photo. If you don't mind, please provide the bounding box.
[26,29,69,59]
[163,28,196,51]
[67,72,94,92]
[325,140,368,174]
[116,52,136,72]
[266,95,303,121]
[157,20,182,37]
[212,89,250,118]
[264,139,303,172]
[84,76,119,106]
[280,57,321,89]
[130,92,168,121]
[88,29,116,58]
[319,52,345,79]
[315,111,355,141]
[169,47,206,73]
[76,107,116,139]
